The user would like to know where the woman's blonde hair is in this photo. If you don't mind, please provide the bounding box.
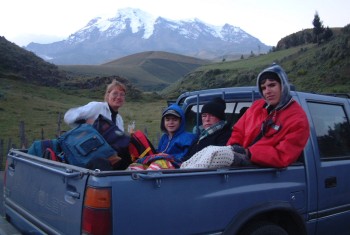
[104,80,127,101]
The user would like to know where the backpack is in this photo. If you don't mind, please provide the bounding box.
[92,114,132,169]
[58,124,117,168]
[27,139,61,161]
[92,114,130,151]
[129,130,156,162]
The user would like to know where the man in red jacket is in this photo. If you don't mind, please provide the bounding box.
[227,64,310,168]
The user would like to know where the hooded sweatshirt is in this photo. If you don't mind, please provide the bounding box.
[157,104,196,163]
[227,64,310,167]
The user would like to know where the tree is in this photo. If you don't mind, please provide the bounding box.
[312,12,324,44]
[323,26,334,41]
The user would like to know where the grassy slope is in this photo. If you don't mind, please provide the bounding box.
[0,78,166,153]
[162,45,314,97]
[59,51,208,91]
[163,38,350,98]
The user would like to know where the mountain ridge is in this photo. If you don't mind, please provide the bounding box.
[25,8,271,65]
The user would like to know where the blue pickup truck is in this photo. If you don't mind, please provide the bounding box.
[3,86,350,235]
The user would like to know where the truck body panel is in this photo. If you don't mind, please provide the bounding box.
[108,166,306,234]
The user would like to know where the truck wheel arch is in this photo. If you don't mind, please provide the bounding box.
[223,201,307,235]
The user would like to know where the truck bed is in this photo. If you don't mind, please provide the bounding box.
[4,149,307,235]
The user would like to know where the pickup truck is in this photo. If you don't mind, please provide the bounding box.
[3,86,350,235]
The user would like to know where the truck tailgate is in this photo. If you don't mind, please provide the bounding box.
[4,149,89,234]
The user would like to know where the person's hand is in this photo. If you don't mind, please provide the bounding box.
[85,118,95,124]
[75,119,86,124]
[231,144,246,154]
[230,145,251,166]
[231,152,251,166]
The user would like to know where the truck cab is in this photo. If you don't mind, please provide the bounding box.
[177,87,350,234]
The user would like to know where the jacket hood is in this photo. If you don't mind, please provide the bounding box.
[160,104,186,135]
[256,64,292,110]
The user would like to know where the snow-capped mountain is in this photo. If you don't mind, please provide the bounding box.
[25,8,271,65]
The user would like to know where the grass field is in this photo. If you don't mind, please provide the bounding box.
[0,78,167,162]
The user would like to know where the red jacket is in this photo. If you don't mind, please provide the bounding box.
[227,99,309,168]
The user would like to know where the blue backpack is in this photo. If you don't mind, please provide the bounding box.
[27,139,61,160]
[58,124,116,167]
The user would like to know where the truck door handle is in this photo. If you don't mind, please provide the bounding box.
[325,177,337,188]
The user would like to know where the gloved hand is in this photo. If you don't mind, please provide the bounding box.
[230,145,252,166]
[231,152,251,166]
[231,144,246,154]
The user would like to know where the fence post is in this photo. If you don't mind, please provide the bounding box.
[19,121,27,148]
[7,138,12,153]
[0,139,3,170]
[57,112,62,137]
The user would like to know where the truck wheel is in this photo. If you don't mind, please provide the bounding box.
[240,221,288,235]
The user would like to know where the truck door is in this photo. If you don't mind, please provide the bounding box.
[307,100,350,235]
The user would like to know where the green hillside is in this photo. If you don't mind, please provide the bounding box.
[59,51,208,91]
[0,36,66,85]
[163,25,350,98]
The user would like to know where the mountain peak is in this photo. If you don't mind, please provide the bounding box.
[26,8,271,65]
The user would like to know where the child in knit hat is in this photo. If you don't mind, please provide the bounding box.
[200,97,226,128]
[182,97,232,161]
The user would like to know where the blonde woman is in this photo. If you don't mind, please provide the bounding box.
[64,80,126,131]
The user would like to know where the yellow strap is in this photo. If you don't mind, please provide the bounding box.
[139,147,151,158]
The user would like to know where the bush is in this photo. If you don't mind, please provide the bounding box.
[297,69,307,76]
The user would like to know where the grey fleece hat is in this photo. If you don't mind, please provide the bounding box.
[257,64,292,110]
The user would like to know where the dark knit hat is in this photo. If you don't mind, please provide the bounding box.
[201,97,226,120]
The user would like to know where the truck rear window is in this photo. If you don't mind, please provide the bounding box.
[184,101,252,133]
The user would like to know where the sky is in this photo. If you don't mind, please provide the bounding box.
[1,0,349,47]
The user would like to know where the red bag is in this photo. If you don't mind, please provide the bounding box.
[128,130,156,162]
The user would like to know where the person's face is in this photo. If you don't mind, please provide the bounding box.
[260,79,282,106]
[201,113,220,129]
[164,115,181,136]
[107,87,125,111]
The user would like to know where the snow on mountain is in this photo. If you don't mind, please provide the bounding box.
[25,8,271,65]
[69,8,157,43]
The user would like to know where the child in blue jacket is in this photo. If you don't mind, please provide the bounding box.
[129,104,196,170]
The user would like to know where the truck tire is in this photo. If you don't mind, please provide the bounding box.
[239,221,288,235]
